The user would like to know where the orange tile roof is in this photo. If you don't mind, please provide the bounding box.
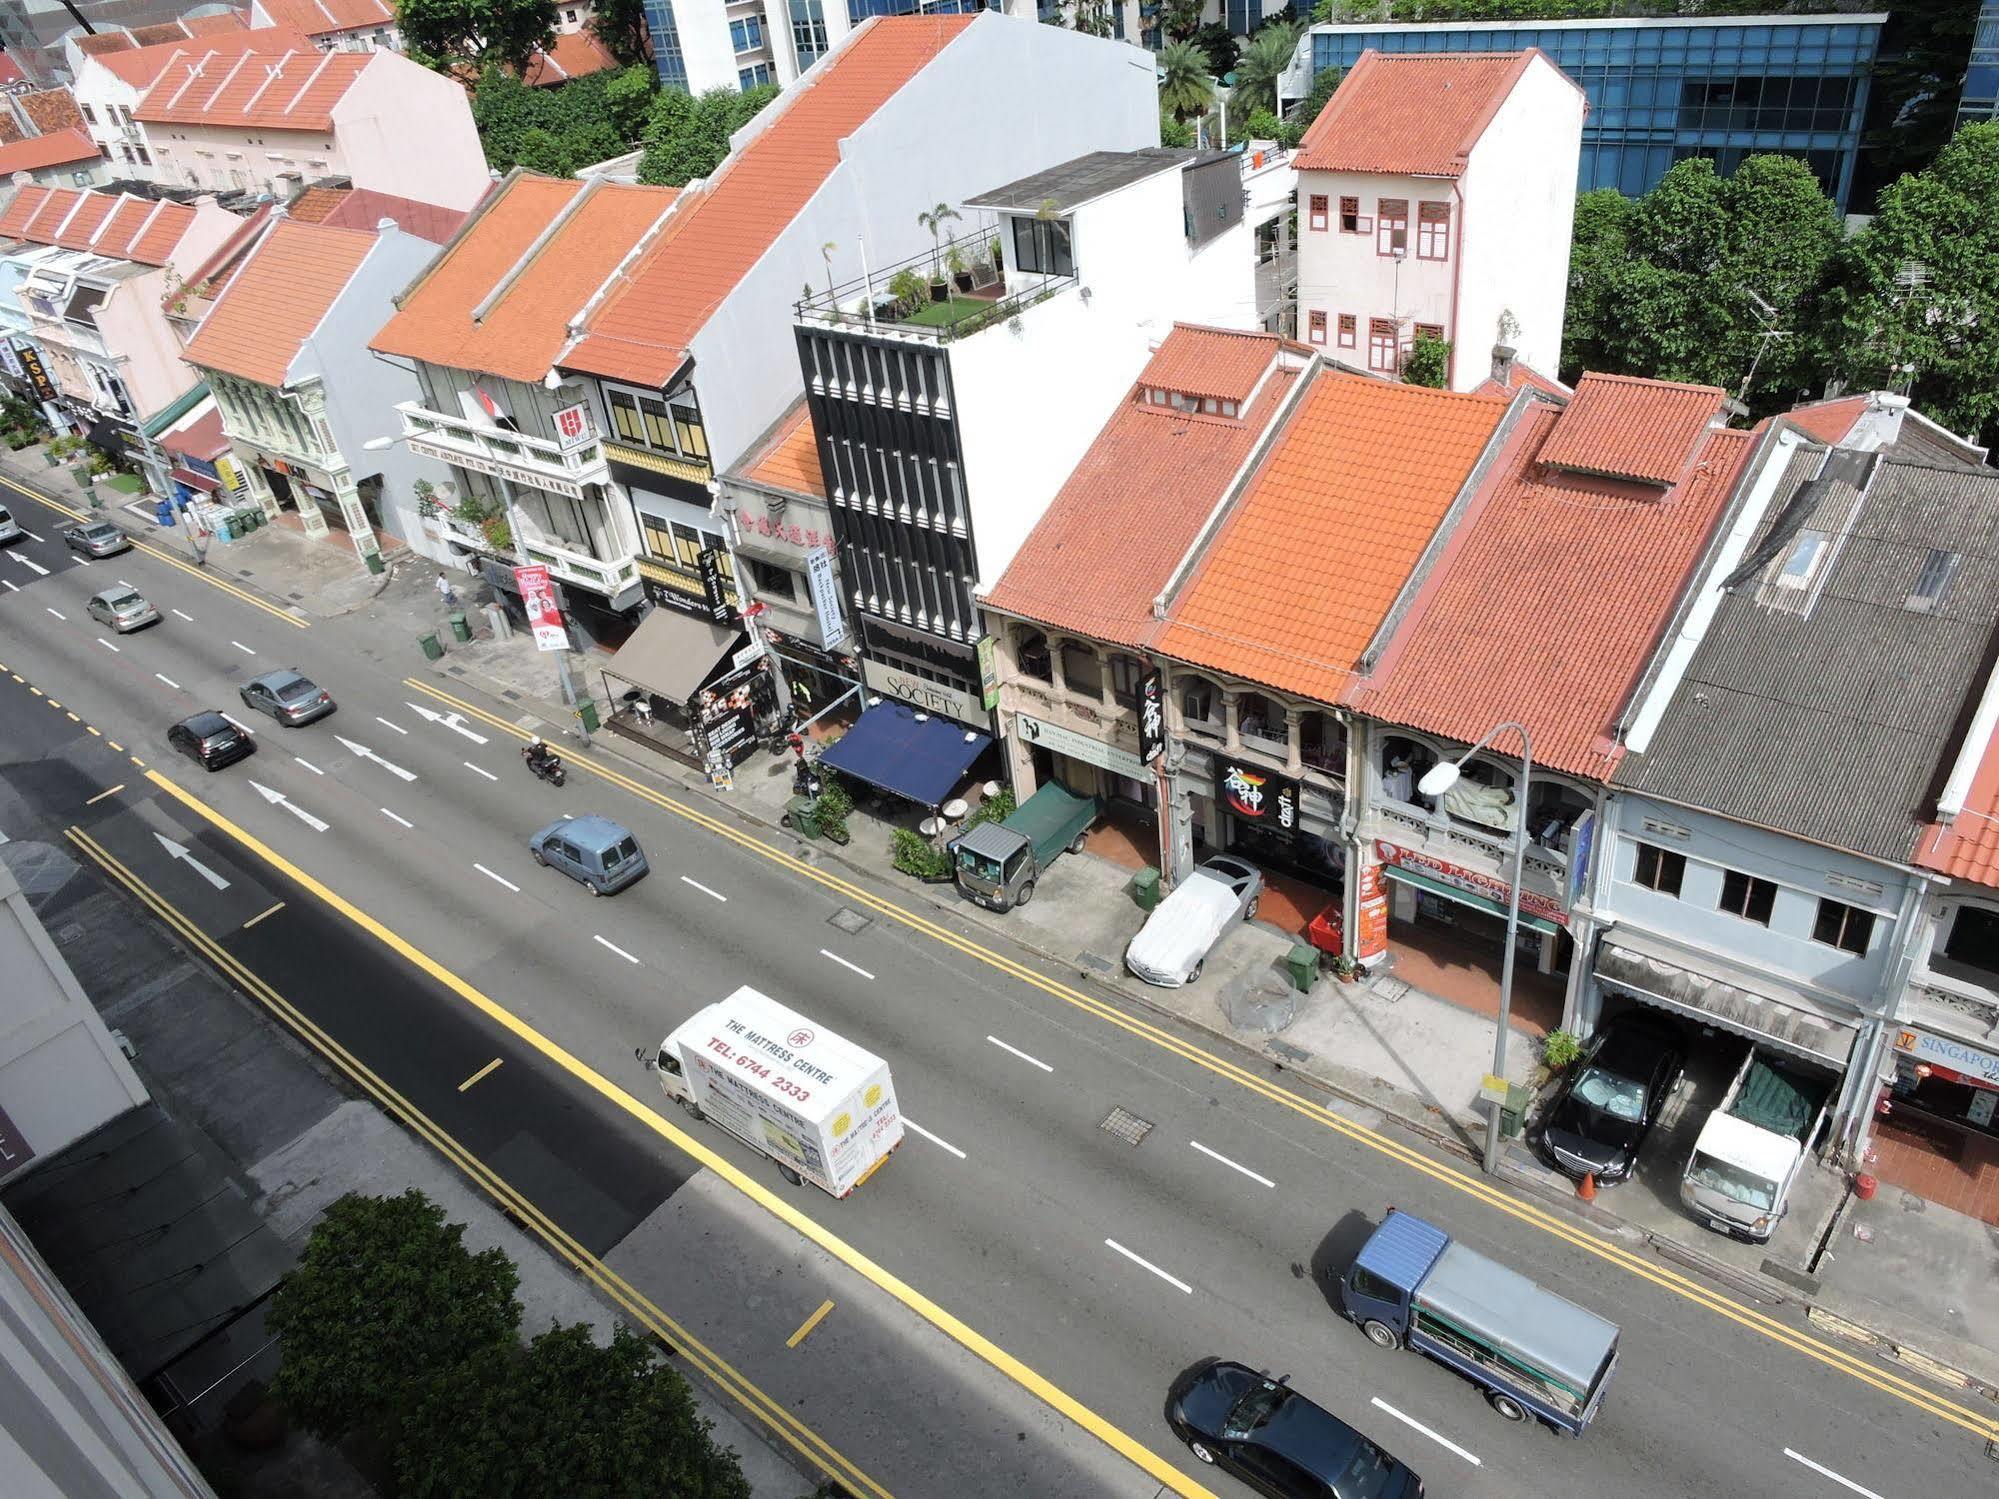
[370,174,678,383]
[284,185,346,223]
[0,52,24,90]
[564,14,978,387]
[1351,403,1755,780]
[1536,371,1725,484]
[187,11,254,37]
[739,401,826,500]
[1156,372,1506,703]
[0,115,21,146]
[134,48,370,130]
[0,127,101,173]
[132,21,192,45]
[1137,323,1285,405]
[76,33,138,57]
[98,26,309,87]
[185,218,376,385]
[1474,358,1568,400]
[18,88,85,136]
[523,28,621,87]
[167,202,276,308]
[314,185,474,243]
[1783,394,1870,446]
[0,186,200,266]
[252,0,395,35]
[1917,726,1999,886]
[983,330,1301,652]
[1294,50,1540,178]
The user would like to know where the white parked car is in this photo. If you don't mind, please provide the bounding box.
[1124,855,1265,987]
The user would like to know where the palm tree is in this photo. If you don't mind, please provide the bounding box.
[1157,40,1216,125]
[1232,22,1300,119]
[916,202,960,285]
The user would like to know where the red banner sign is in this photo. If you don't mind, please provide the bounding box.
[1375,839,1568,926]
[513,564,567,652]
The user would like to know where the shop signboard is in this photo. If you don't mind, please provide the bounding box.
[1376,839,1569,927]
[1218,759,1299,839]
[976,634,1000,711]
[1016,713,1144,779]
[1355,860,1388,960]
[17,344,57,403]
[698,546,734,625]
[1138,670,1165,765]
[552,401,595,449]
[0,339,21,380]
[733,636,767,672]
[1894,1027,1999,1088]
[862,658,987,727]
[512,563,568,652]
[806,546,846,649]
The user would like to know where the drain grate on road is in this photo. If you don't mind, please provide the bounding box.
[828,907,873,936]
[1100,1106,1154,1147]
[287,591,306,601]
[1076,950,1116,976]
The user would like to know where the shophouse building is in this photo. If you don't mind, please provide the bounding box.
[1291,48,1585,392]
[247,0,402,53]
[0,128,109,199]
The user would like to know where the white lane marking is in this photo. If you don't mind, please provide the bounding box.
[1103,1239,1193,1295]
[229,639,255,655]
[154,672,181,690]
[171,607,193,622]
[336,735,417,782]
[10,553,48,575]
[22,529,43,543]
[1370,1400,1482,1467]
[902,1118,965,1159]
[247,779,328,832]
[380,807,414,828]
[1783,1450,1886,1499]
[117,580,133,589]
[44,606,64,619]
[293,756,324,775]
[1,578,16,591]
[374,715,408,735]
[154,833,230,891]
[221,713,256,737]
[1190,1139,1276,1189]
[96,636,120,652]
[820,948,875,980]
[407,701,488,744]
[474,863,519,892]
[986,1035,1053,1073]
[593,934,641,964]
[71,555,89,566]
[462,760,498,782]
[680,875,727,902]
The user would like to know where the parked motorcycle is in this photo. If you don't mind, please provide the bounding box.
[522,740,566,788]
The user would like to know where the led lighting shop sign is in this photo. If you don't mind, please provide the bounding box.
[514,564,568,652]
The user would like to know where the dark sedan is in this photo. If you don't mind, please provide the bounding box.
[168,711,256,771]
[1540,1013,1685,1184]
[1167,1360,1421,1499]
[238,668,335,726]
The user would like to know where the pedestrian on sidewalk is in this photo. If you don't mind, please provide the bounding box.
[435,572,458,608]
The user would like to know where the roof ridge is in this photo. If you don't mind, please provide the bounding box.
[1574,369,1728,399]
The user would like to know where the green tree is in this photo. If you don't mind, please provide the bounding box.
[1067,0,1114,37]
[636,84,779,186]
[590,0,654,66]
[1159,109,1195,148]
[515,125,571,175]
[400,0,557,75]
[471,64,540,170]
[1161,0,1203,41]
[635,86,696,184]
[1560,187,1631,382]
[603,63,656,141]
[1245,107,1282,143]
[1402,332,1451,389]
[1826,121,1999,442]
[1191,22,1238,80]
[266,1191,520,1441]
[1308,0,1335,21]
[1157,39,1216,124]
[1232,21,1299,118]
[397,1325,751,1499]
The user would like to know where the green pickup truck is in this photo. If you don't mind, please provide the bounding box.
[952,781,1102,911]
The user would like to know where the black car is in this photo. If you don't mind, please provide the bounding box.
[1540,1013,1685,1184]
[1167,1360,1421,1499]
[168,711,257,771]
[238,668,335,726]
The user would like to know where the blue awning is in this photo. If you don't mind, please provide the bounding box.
[818,704,990,808]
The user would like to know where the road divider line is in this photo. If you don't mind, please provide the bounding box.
[820,948,874,981]
[222,713,255,737]
[1103,1239,1192,1295]
[458,1058,504,1092]
[473,863,518,892]
[44,606,63,619]
[171,608,193,622]
[154,672,180,690]
[594,934,640,964]
[463,761,498,782]
[22,529,43,543]
[242,902,286,929]
[902,1119,965,1159]
[1782,1450,1885,1499]
[1189,1140,1275,1189]
[96,637,119,652]
[786,1300,835,1349]
[1,578,16,591]
[375,716,407,735]
[380,807,413,828]
[986,1035,1053,1073]
[230,639,255,655]
[84,785,125,806]
[1369,1399,1480,1467]
[680,875,726,902]
[293,756,324,775]
[71,555,90,567]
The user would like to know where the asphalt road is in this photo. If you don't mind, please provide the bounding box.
[1,479,1992,1499]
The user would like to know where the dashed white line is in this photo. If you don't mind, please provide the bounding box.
[593,934,641,964]
[70,555,89,567]
[1370,1400,1481,1466]
[154,672,181,690]
[463,761,498,781]
[375,715,408,735]
[986,1035,1053,1073]
[1,578,16,591]
[293,756,324,775]
[1103,1239,1192,1295]
[95,636,120,653]
[1783,1450,1886,1499]
[230,639,256,655]
[902,1118,965,1159]
[22,529,43,543]
[171,608,193,622]
[222,713,256,737]
[44,606,63,620]
[820,948,875,980]
[680,875,727,902]
[1189,1139,1276,1188]
[473,863,519,892]
[380,807,414,828]
[116,580,133,589]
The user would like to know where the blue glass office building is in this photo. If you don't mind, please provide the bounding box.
[1296,16,1885,211]
[1961,0,1999,128]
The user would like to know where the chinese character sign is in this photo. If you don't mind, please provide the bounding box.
[1217,761,1301,840]
[513,564,568,652]
[1138,670,1165,764]
[552,401,594,448]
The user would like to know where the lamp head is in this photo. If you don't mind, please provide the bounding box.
[361,435,394,451]
[1417,762,1460,798]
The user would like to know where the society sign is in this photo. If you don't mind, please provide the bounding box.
[513,564,568,652]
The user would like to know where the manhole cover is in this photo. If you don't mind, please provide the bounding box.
[236,569,255,579]
[446,664,465,676]
[1268,1039,1311,1066]
[501,689,521,701]
[287,590,306,601]
[1100,1107,1154,1146]
[828,907,872,936]
[1076,950,1116,975]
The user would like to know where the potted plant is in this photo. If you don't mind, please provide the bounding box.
[1541,1029,1581,1073]
[947,244,972,294]
[811,780,853,845]
[887,268,926,316]
[917,202,959,303]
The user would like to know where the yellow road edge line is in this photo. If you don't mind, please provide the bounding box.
[83,784,125,805]
[241,901,286,930]
[787,1300,836,1349]
[107,740,122,752]
[86,726,100,737]
[0,473,307,628]
[63,822,895,1499]
[457,1057,503,1093]
[402,675,1999,1444]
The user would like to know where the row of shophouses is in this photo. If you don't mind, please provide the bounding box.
[1,13,1994,1174]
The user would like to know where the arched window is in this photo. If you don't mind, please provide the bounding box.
[1061,640,1102,698]
[1178,673,1223,736]
[1015,627,1050,682]
[1107,652,1144,708]
[1300,711,1346,775]
[1377,735,1438,808]
[1440,754,1518,834]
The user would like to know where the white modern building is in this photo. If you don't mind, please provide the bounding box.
[1291,47,1583,391]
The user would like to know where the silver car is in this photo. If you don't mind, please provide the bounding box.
[1124,854,1265,986]
[62,520,131,557]
[86,586,160,633]
[238,668,336,726]
[0,504,22,544]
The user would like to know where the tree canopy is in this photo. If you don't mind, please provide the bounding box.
[1157,39,1216,124]
[472,63,651,176]
[637,84,779,186]
[400,0,557,75]
[589,0,654,67]
[1232,21,1300,119]
[1402,332,1451,389]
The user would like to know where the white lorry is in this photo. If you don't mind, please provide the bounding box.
[1680,1047,1831,1243]
[642,986,903,1198]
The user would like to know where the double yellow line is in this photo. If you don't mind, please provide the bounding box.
[403,676,1999,1445]
[63,822,894,1499]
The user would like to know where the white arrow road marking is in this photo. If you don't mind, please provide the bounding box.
[248,780,328,832]
[171,608,193,622]
[380,807,413,828]
[336,735,417,782]
[680,875,727,902]
[153,832,230,891]
[1103,1239,1192,1295]
[44,607,63,620]
[9,553,48,575]
[154,672,181,690]
[374,715,407,735]
[229,639,255,655]
[1783,1451,1886,1499]
[986,1035,1053,1073]
[1190,1140,1276,1189]
[593,934,640,964]
[1370,1400,1481,1467]
[96,637,120,652]
[902,1119,965,1159]
[474,863,519,892]
[405,701,488,744]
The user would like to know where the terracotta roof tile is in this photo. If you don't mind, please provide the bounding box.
[252,0,395,35]
[1136,323,1284,405]
[0,114,22,146]
[739,401,826,500]
[1474,359,1568,400]
[134,48,371,131]
[1536,371,1725,484]
[0,186,200,266]
[316,185,473,243]
[76,33,138,57]
[1295,50,1544,178]
[187,10,253,36]
[99,27,312,87]
[982,327,1301,650]
[284,185,346,222]
[0,127,101,174]
[370,174,678,383]
[1156,372,1506,702]
[0,53,23,91]
[1783,394,1870,446]
[132,21,192,45]
[1917,721,1999,886]
[186,218,376,386]
[1351,403,1755,780]
[564,15,977,388]
[167,202,275,309]
[19,88,85,136]
[523,29,621,87]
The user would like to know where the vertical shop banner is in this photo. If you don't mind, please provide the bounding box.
[1138,670,1165,764]
[1216,759,1299,837]
[1355,860,1388,961]
[513,564,568,652]
[976,635,1000,710]
[17,344,57,403]
[806,546,847,649]
[1566,808,1596,909]
[697,547,734,624]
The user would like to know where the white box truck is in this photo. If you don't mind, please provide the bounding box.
[1680,1048,1831,1243]
[642,986,902,1198]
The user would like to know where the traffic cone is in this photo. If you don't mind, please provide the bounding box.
[1577,1172,1597,1202]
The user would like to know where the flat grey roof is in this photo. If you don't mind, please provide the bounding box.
[1420,1239,1619,1395]
[964,149,1219,215]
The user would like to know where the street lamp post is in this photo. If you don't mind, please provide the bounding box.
[1417,720,1534,1176]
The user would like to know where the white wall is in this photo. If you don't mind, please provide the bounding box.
[1295,167,1458,370]
[1455,54,1584,388]
[678,3,746,95]
[330,52,489,211]
[70,58,148,178]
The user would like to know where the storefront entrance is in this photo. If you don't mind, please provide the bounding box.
[1380,863,1569,1035]
[1876,1029,1999,1223]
